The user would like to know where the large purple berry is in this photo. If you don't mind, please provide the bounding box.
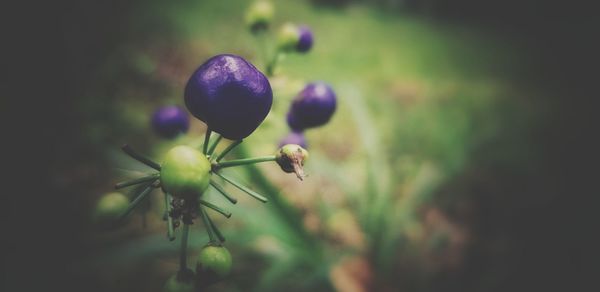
[278,131,308,149]
[151,106,190,139]
[184,54,273,140]
[296,25,313,53]
[287,82,337,130]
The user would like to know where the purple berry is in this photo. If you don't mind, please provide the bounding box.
[278,131,308,149]
[184,54,273,140]
[286,82,337,130]
[296,25,313,53]
[151,106,190,139]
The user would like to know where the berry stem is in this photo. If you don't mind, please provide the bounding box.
[163,192,175,241]
[114,173,159,189]
[254,30,270,69]
[200,200,232,218]
[203,129,212,155]
[199,206,216,243]
[214,155,276,169]
[266,50,282,76]
[214,171,268,203]
[121,144,161,170]
[179,223,190,271]
[118,179,159,221]
[207,214,225,243]
[234,144,322,259]
[209,180,238,204]
[215,140,243,162]
[207,134,223,156]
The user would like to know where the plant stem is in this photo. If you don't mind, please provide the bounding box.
[203,129,212,155]
[118,179,158,221]
[199,206,216,243]
[207,134,222,156]
[200,200,231,218]
[179,223,190,271]
[214,171,268,203]
[233,144,321,259]
[207,215,225,242]
[215,140,243,162]
[115,173,159,189]
[215,155,276,169]
[121,144,161,170]
[164,192,175,241]
[266,50,282,77]
[209,180,237,204]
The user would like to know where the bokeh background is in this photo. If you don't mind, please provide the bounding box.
[3,0,597,291]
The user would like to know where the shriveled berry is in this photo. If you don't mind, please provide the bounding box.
[92,192,129,226]
[245,1,274,33]
[287,82,336,130]
[160,146,211,199]
[151,105,190,139]
[296,25,313,53]
[278,131,308,149]
[196,245,232,285]
[185,54,273,140]
[276,144,309,180]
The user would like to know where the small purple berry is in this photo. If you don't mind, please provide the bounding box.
[151,106,190,139]
[296,25,313,53]
[287,82,337,131]
[278,131,308,149]
[184,54,273,140]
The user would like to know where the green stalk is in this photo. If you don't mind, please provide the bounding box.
[233,144,321,259]
[207,214,225,243]
[202,129,212,155]
[214,171,268,203]
[163,192,175,241]
[266,50,282,77]
[199,206,216,243]
[121,144,161,170]
[115,173,159,189]
[207,134,222,156]
[179,224,190,271]
[215,155,276,169]
[200,200,232,218]
[215,140,243,162]
[209,180,238,204]
[118,179,158,221]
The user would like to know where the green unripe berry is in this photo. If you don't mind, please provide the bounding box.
[276,144,309,180]
[277,22,300,51]
[163,273,195,292]
[92,192,129,226]
[246,1,274,33]
[160,145,211,199]
[196,245,232,285]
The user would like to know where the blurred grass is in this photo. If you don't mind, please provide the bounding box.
[75,0,542,291]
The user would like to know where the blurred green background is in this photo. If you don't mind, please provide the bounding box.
[4,0,596,291]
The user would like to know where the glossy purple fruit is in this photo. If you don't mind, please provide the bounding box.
[151,106,190,139]
[287,82,336,130]
[278,131,308,149]
[296,25,313,53]
[184,54,273,140]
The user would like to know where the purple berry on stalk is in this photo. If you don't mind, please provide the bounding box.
[278,131,308,149]
[184,54,273,140]
[296,25,313,53]
[151,106,190,139]
[286,82,337,131]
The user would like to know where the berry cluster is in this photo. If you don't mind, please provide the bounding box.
[94,53,308,291]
